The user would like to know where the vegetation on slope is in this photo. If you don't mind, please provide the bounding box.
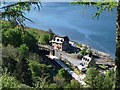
[1,20,82,89]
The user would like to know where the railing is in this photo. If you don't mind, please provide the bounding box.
[38,44,53,51]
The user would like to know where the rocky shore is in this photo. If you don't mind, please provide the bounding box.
[67,42,115,66]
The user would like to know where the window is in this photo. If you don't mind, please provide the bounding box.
[57,39,59,41]
[61,39,63,42]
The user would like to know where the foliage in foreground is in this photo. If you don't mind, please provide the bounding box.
[85,68,115,89]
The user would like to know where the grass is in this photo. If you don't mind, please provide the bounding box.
[76,43,82,49]
[99,64,106,70]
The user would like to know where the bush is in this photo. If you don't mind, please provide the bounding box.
[80,49,87,56]
[0,74,20,88]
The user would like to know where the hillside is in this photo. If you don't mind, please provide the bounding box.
[1,20,82,88]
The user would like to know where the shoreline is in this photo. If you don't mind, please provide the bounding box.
[31,27,115,63]
[24,24,115,59]
[75,42,114,60]
[22,25,115,64]
[3,20,114,61]
[75,43,115,66]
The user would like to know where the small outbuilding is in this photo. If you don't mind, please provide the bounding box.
[82,55,95,68]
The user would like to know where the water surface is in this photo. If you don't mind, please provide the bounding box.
[25,2,116,58]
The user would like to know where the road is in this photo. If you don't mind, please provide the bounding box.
[39,45,81,67]
[55,50,82,67]
[49,55,86,86]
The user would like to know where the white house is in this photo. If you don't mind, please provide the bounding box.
[82,55,95,68]
[50,35,70,51]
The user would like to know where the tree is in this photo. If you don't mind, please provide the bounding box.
[2,27,22,47]
[1,1,119,88]
[18,44,29,58]
[57,68,72,82]
[54,68,72,87]
[15,44,33,87]
[80,49,87,56]
[103,69,115,89]
[85,68,99,89]
[28,60,52,87]
[85,67,115,89]
[16,57,33,87]
[72,0,119,88]
[21,30,39,52]
[2,25,39,52]
[2,56,17,76]
[48,28,55,40]
[115,1,120,88]
[1,2,41,27]
[49,83,61,89]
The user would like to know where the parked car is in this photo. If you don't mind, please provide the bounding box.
[77,63,86,72]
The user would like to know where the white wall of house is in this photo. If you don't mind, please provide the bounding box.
[69,41,76,47]
[82,55,92,67]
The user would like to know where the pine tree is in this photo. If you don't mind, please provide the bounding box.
[16,57,33,87]
[15,44,33,87]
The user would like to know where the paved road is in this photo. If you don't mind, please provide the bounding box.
[55,50,82,67]
[39,45,81,67]
[49,55,86,85]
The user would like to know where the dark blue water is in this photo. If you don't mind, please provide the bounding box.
[25,2,116,58]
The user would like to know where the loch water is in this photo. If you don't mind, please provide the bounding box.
[25,2,117,58]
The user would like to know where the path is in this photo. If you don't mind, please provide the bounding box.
[49,55,86,85]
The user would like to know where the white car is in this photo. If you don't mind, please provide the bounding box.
[77,63,86,72]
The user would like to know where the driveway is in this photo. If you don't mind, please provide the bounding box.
[55,50,82,67]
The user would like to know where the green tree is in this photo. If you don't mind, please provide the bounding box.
[85,68,99,89]
[21,31,38,52]
[49,83,61,89]
[2,27,39,52]
[1,2,41,27]
[85,68,115,89]
[2,56,17,76]
[15,44,33,87]
[54,68,72,87]
[16,57,33,87]
[103,69,115,89]
[28,60,52,87]
[64,79,82,89]
[18,44,29,57]
[57,68,72,82]
[2,27,22,47]
[115,1,120,88]
[29,60,51,79]
[80,49,87,56]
